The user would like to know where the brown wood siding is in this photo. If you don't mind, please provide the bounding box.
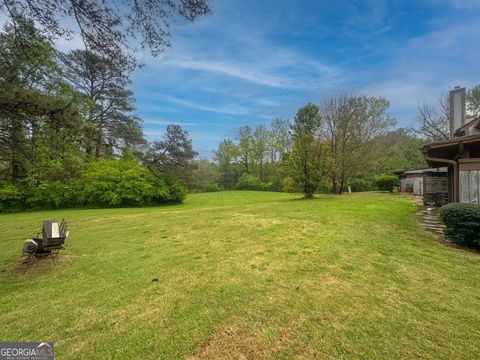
[459,170,480,204]
[459,159,480,171]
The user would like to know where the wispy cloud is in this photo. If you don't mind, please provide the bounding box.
[359,20,480,126]
[143,118,199,126]
[156,94,250,116]
[158,54,339,90]
[131,0,479,155]
[429,0,480,9]
[161,58,292,88]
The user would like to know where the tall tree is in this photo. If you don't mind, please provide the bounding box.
[376,128,427,172]
[252,124,269,181]
[413,94,450,141]
[236,125,253,174]
[467,84,480,117]
[268,119,291,164]
[1,0,210,59]
[287,103,328,199]
[186,159,220,192]
[215,139,241,189]
[146,124,197,183]
[321,93,395,194]
[59,49,144,158]
[0,18,82,181]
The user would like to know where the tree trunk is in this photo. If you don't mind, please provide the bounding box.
[10,120,23,182]
[338,176,344,194]
[332,175,337,194]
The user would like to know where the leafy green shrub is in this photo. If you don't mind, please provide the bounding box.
[348,177,376,192]
[236,173,264,190]
[26,181,75,209]
[375,174,398,192]
[282,176,298,193]
[154,173,186,203]
[79,159,159,206]
[189,182,222,193]
[440,203,480,247]
[263,178,284,192]
[204,183,222,192]
[0,183,27,212]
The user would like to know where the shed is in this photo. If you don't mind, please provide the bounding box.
[395,167,449,205]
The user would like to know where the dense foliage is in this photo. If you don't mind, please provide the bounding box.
[213,96,426,195]
[214,120,290,191]
[375,175,398,193]
[0,0,209,60]
[440,203,480,248]
[80,158,185,206]
[0,19,195,212]
[2,8,476,206]
[286,104,329,198]
[0,159,185,212]
[347,176,377,192]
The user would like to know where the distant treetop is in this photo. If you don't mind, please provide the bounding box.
[0,0,210,58]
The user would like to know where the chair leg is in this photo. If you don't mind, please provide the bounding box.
[50,250,59,265]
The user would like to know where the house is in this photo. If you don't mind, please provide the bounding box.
[395,167,449,205]
[421,86,480,205]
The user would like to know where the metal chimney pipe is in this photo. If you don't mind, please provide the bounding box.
[449,86,466,137]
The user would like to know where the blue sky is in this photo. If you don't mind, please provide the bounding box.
[3,1,478,157]
[130,0,480,157]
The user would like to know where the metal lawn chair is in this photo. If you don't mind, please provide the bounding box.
[22,219,69,263]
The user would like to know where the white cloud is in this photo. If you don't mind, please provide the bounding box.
[359,20,480,127]
[156,94,250,116]
[143,119,199,126]
[160,58,293,88]
[429,0,480,9]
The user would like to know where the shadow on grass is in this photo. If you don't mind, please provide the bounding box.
[286,195,339,202]
[7,253,75,278]
[0,200,186,218]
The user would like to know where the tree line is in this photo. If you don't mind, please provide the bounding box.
[205,93,428,198]
[1,1,478,206]
[197,84,479,198]
[0,18,196,211]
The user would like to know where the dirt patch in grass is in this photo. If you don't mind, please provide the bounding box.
[187,326,270,360]
[8,253,74,278]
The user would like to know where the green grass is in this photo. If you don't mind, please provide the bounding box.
[0,191,479,359]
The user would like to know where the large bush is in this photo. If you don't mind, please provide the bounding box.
[79,159,185,207]
[235,173,284,191]
[153,172,186,203]
[26,180,75,209]
[0,183,27,212]
[347,177,376,192]
[440,203,480,247]
[235,173,264,190]
[375,174,398,192]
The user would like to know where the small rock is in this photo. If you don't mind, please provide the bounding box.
[151,278,159,283]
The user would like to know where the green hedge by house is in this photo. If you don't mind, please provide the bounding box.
[440,203,480,248]
[375,174,398,193]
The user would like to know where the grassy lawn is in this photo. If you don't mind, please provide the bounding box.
[0,191,479,359]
